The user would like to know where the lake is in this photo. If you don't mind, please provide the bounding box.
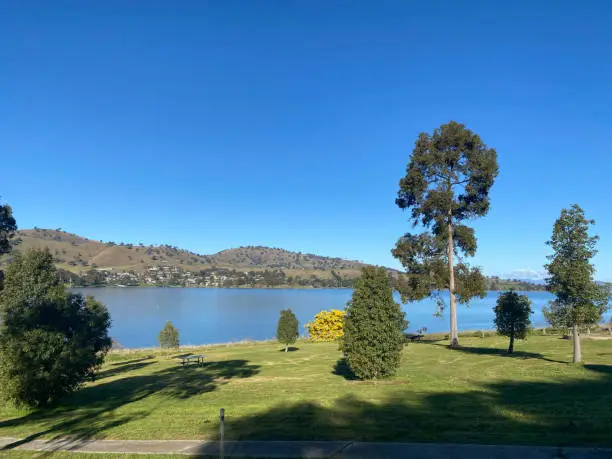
[72,288,554,348]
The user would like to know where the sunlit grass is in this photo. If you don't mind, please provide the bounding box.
[1,336,611,447]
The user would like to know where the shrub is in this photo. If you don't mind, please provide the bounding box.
[306,309,346,342]
[494,290,532,353]
[158,321,180,349]
[0,249,111,407]
[342,267,408,380]
[276,309,299,352]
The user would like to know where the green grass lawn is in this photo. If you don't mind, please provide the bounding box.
[1,336,611,447]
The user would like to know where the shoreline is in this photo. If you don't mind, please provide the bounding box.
[72,285,549,292]
[108,328,612,352]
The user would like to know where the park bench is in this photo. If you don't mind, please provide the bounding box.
[180,354,205,367]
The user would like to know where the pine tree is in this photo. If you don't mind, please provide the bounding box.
[0,202,16,256]
[342,267,408,379]
[0,249,111,406]
[276,309,299,352]
[493,291,532,353]
[543,205,610,363]
[0,202,17,290]
[158,321,180,349]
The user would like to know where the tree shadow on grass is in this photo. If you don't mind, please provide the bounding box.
[200,364,612,449]
[431,342,567,363]
[0,359,260,451]
[331,358,358,381]
[278,347,299,352]
[108,356,154,366]
[95,361,156,380]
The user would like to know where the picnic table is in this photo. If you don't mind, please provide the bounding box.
[180,354,205,367]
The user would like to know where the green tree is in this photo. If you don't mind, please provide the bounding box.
[342,267,407,379]
[393,121,498,347]
[543,205,610,363]
[493,291,532,353]
[0,202,17,256]
[276,309,299,352]
[0,249,111,406]
[158,321,180,349]
[0,202,17,290]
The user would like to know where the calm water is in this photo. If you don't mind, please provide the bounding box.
[73,288,554,348]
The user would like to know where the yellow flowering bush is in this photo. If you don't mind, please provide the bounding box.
[305,309,346,342]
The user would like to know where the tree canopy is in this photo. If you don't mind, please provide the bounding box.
[276,309,299,352]
[0,249,111,406]
[494,291,532,353]
[342,267,407,379]
[0,202,17,257]
[394,121,498,346]
[543,204,610,363]
[158,321,180,349]
[0,202,17,290]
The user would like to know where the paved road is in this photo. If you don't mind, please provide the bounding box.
[1,437,612,458]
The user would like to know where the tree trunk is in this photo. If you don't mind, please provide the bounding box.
[447,220,459,348]
[572,325,582,363]
[508,333,514,354]
[285,345,288,352]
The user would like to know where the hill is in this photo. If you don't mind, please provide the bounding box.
[5,228,368,288]
[9,229,366,272]
[3,228,550,290]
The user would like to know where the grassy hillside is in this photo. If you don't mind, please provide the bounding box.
[1,336,611,446]
[4,228,550,290]
[7,229,367,279]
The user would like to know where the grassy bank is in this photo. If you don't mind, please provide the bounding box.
[1,336,611,447]
[4,454,209,459]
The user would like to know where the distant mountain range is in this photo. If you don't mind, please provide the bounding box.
[2,228,554,290]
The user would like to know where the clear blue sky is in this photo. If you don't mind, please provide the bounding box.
[2,1,612,280]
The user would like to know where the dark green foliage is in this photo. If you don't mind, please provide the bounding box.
[543,205,610,363]
[158,321,180,349]
[343,267,408,379]
[0,202,17,256]
[0,202,17,290]
[0,249,111,406]
[276,309,299,351]
[494,291,533,353]
[394,121,498,346]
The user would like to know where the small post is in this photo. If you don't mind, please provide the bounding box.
[219,408,225,459]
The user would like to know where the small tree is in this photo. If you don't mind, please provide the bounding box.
[0,202,16,257]
[0,249,111,406]
[543,205,610,363]
[0,202,17,290]
[342,267,408,379]
[306,309,346,342]
[276,309,299,352]
[394,121,498,347]
[493,291,532,353]
[158,321,180,349]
